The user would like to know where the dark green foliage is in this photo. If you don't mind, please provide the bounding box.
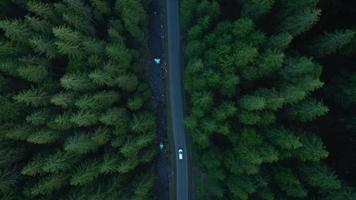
[241,0,275,20]
[323,186,356,200]
[99,107,129,127]
[286,98,329,122]
[182,0,355,199]
[0,96,19,122]
[50,92,75,108]
[277,8,321,36]
[75,91,120,111]
[64,128,110,154]
[60,73,96,91]
[301,164,341,191]
[116,74,139,92]
[295,133,329,162]
[17,64,48,83]
[307,29,355,56]
[27,129,59,144]
[13,88,49,107]
[115,0,147,39]
[273,167,307,198]
[0,0,156,199]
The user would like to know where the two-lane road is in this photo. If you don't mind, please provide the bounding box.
[166,0,190,199]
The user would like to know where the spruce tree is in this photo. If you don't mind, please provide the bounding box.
[182,0,356,199]
[0,0,156,199]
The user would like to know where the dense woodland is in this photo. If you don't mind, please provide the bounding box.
[0,0,156,199]
[182,0,356,199]
[1,0,356,200]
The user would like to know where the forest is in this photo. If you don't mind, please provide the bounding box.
[1,0,356,200]
[0,0,157,199]
[182,0,356,199]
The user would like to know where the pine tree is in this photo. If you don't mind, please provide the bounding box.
[26,1,57,22]
[273,167,307,198]
[241,0,275,20]
[0,96,19,122]
[90,0,111,16]
[47,112,73,130]
[130,113,155,134]
[42,151,77,173]
[115,0,146,39]
[105,43,132,69]
[88,69,116,86]
[286,98,329,122]
[13,88,49,107]
[17,64,48,83]
[131,172,155,200]
[26,109,50,126]
[75,91,120,111]
[265,33,293,51]
[53,26,84,58]
[29,37,57,59]
[26,174,68,197]
[323,186,356,200]
[295,133,329,162]
[0,19,31,44]
[239,95,266,111]
[115,74,139,92]
[26,16,52,35]
[26,129,59,144]
[99,153,120,175]
[127,95,144,111]
[60,73,96,91]
[301,164,341,191]
[0,0,155,199]
[64,128,110,154]
[70,160,100,186]
[50,92,75,108]
[70,111,98,127]
[21,154,44,177]
[181,0,198,29]
[99,107,129,127]
[277,9,321,36]
[181,0,354,199]
[308,29,355,57]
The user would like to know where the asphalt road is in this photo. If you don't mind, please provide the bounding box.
[166,0,190,200]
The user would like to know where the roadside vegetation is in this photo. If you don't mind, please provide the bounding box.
[0,0,156,199]
[182,0,356,199]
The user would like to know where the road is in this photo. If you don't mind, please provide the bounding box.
[166,0,190,200]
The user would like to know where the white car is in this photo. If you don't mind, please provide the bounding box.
[178,149,183,160]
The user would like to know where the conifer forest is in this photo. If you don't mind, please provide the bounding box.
[0,0,355,200]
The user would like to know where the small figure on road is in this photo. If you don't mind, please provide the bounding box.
[154,58,161,64]
[159,142,164,150]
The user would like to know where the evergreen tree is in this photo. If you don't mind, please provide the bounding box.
[115,0,147,39]
[182,0,356,199]
[13,87,49,107]
[17,64,48,83]
[60,73,96,91]
[307,29,355,57]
